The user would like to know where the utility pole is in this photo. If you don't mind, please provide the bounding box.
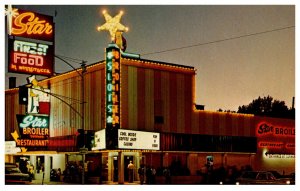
[80,61,86,185]
[54,55,87,184]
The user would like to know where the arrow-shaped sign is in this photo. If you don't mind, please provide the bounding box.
[11,130,27,152]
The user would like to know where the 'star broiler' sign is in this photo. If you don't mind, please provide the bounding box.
[16,114,49,147]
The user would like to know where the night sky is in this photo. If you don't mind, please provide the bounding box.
[3,4,295,111]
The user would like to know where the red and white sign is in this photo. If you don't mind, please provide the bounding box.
[8,38,54,76]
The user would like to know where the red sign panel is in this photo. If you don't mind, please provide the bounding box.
[11,9,54,42]
[8,38,54,76]
[256,121,295,154]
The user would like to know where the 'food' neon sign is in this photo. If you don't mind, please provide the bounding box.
[8,39,54,76]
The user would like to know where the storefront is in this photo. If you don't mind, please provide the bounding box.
[5,7,294,184]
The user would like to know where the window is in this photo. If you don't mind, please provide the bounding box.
[161,133,257,153]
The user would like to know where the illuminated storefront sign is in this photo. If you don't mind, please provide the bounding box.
[6,7,54,76]
[92,129,106,150]
[8,38,54,76]
[106,45,121,128]
[257,122,295,154]
[16,114,49,147]
[26,75,51,114]
[264,152,295,159]
[256,123,295,137]
[118,129,160,150]
[258,141,284,149]
[9,9,54,41]
[105,44,121,149]
[5,141,21,154]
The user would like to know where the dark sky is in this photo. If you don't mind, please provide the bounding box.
[3,4,295,111]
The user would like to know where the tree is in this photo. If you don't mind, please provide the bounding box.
[237,96,294,119]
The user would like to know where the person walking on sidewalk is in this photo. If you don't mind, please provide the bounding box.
[138,164,145,184]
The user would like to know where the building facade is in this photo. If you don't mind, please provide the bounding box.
[5,46,295,183]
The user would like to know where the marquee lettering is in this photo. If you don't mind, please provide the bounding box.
[12,12,53,36]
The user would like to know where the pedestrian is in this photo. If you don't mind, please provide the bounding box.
[163,167,171,184]
[57,168,62,181]
[28,164,34,181]
[128,161,135,183]
[146,166,152,184]
[151,166,156,184]
[138,164,145,184]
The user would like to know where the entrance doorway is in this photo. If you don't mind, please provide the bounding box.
[113,156,118,182]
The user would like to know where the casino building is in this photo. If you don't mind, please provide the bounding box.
[5,8,294,184]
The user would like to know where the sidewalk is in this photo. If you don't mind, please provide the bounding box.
[31,179,140,185]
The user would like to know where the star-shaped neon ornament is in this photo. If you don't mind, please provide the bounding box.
[5,5,19,35]
[97,10,128,41]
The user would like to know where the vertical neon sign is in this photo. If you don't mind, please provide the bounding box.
[106,44,121,149]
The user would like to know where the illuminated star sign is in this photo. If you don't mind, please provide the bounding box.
[107,116,113,123]
[5,5,19,35]
[97,10,128,41]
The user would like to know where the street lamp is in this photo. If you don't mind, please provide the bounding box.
[54,55,87,184]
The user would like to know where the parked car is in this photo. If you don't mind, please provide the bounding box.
[5,163,32,184]
[236,171,291,185]
[286,172,295,185]
[267,170,294,184]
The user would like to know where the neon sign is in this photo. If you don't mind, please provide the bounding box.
[106,45,121,127]
[8,38,54,76]
[258,141,284,149]
[256,123,295,137]
[16,139,48,147]
[12,12,52,35]
[16,114,49,147]
[14,40,49,55]
[8,9,54,41]
[20,115,48,128]
[264,152,295,159]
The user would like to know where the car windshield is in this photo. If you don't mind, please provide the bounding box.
[241,172,259,179]
[6,167,22,174]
